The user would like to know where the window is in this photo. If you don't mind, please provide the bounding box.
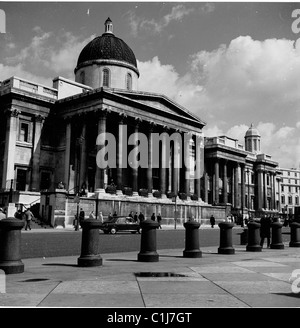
[281,195,285,204]
[80,71,85,84]
[126,73,132,90]
[281,185,284,192]
[288,196,293,205]
[295,172,298,177]
[296,196,299,205]
[19,122,29,142]
[40,171,51,190]
[289,186,291,193]
[103,68,110,87]
[267,174,270,186]
[295,179,298,185]
[16,168,27,191]
[288,171,290,176]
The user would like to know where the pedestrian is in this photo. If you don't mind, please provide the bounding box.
[128,211,133,218]
[113,211,118,217]
[138,212,145,223]
[89,211,95,219]
[108,212,113,220]
[0,208,6,220]
[260,215,272,248]
[157,213,162,229]
[151,213,156,221]
[79,208,85,225]
[24,208,34,231]
[210,215,215,228]
[99,211,104,223]
[133,212,138,222]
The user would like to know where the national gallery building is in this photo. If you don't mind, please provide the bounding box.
[0,18,283,227]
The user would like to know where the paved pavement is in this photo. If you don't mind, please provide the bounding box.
[0,238,300,308]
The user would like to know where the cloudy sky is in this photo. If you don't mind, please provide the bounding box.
[1,1,300,169]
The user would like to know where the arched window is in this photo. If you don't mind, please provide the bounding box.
[126,73,132,90]
[80,71,85,84]
[103,68,110,87]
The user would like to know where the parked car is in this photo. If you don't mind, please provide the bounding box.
[100,216,141,234]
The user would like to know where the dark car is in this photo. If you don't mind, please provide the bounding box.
[100,216,141,234]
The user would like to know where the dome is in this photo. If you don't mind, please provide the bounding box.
[245,123,260,137]
[75,18,139,76]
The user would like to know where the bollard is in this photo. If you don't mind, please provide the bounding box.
[246,221,262,252]
[0,218,25,274]
[289,222,300,247]
[218,221,235,254]
[183,220,202,258]
[270,221,284,249]
[138,219,159,262]
[78,219,103,267]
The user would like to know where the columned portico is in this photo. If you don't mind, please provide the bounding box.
[147,123,154,197]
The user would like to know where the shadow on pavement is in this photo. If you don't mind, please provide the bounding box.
[42,263,78,268]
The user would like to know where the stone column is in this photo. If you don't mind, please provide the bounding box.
[95,110,107,193]
[2,108,20,190]
[64,119,72,190]
[194,135,201,199]
[184,132,191,198]
[117,114,126,195]
[30,114,45,191]
[79,121,87,191]
[234,163,239,208]
[214,159,219,204]
[257,169,264,210]
[264,171,268,209]
[273,173,277,210]
[147,123,154,197]
[160,127,168,198]
[172,131,180,195]
[223,160,228,204]
[241,164,245,213]
[132,119,140,196]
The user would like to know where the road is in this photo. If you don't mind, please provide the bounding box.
[20,226,292,259]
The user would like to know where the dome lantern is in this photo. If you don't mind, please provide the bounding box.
[104,17,113,34]
[244,123,261,154]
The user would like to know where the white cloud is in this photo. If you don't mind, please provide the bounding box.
[126,3,213,36]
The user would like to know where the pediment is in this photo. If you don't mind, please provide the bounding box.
[110,89,206,127]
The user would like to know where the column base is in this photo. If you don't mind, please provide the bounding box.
[137,252,159,262]
[289,242,300,247]
[77,255,103,267]
[183,250,202,258]
[148,193,153,198]
[270,244,284,249]
[246,245,262,252]
[132,191,139,197]
[218,247,235,255]
[116,190,123,196]
[161,194,167,199]
[0,260,24,274]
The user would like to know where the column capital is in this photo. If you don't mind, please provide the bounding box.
[134,117,142,128]
[34,114,46,123]
[148,120,157,132]
[118,111,127,123]
[7,108,21,117]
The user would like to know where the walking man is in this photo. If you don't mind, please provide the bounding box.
[24,208,34,230]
